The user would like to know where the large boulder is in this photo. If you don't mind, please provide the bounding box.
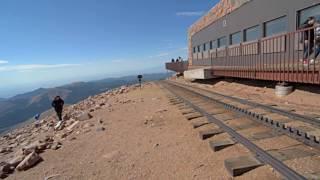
[9,154,26,168]
[22,140,49,155]
[0,172,7,179]
[77,112,93,121]
[16,152,42,171]
[0,162,14,174]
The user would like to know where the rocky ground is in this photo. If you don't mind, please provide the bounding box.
[0,84,142,179]
[1,79,319,180]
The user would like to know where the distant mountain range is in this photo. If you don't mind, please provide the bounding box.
[0,73,171,133]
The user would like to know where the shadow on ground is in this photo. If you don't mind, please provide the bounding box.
[189,77,320,95]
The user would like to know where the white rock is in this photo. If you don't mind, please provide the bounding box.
[9,154,26,167]
[66,121,79,131]
[83,123,94,129]
[16,152,42,171]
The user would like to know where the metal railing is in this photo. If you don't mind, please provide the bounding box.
[165,61,189,73]
[192,26,320,84]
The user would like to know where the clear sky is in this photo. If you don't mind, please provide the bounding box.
[0,0,218,98]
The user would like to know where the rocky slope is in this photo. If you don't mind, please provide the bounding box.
[0,84,139,179]
[0,73,171,134]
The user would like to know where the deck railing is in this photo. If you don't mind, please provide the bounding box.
[192,26,320,84]
[165,61,189,73]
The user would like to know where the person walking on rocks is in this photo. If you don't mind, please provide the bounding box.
[52,96,64,129]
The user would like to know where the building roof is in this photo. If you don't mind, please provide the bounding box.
[189,0,251,38]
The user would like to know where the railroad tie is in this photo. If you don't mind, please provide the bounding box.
[209,138,236,152]
[191,122,211,129]
[224,155,263,177]
[199,128,224,140]
[185,113,203,121]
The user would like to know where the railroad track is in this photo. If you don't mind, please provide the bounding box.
[159,81,320,179]
[168,80,320,148]
[170,81,320,128]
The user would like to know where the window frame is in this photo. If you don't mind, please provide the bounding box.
[296,3,320,29]
[218,36,227,48]
[230,31,242,45]
[203,43,206,51]
[263,16,287,37]
[212,40,218,49]
[244,25,260,42]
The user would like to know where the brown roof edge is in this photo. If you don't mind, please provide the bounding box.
[188,0,252,38]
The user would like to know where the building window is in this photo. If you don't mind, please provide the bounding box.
[297,4,320,28]
[264,16,287,37]
[197,46,200,52]
[218,36,226,48]
[193,47,196,53]
[244,25,260,42]
[212,40,217,49]
[230,31,242,45]
[209,41,217,49]
[203,44,206,51]
[206,42,210,50]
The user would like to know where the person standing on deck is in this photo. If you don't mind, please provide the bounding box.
[301,16,319,65]
[314,18,320,61]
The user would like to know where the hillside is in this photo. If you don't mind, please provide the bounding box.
[0,73,171,134]
[0,82,282,179]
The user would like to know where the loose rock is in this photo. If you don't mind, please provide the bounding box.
[0,147,12,154]
[83,123,94,129]
[77,112,93,121]
[22,140,48,155]
[16,152,42,171]
[1,162,14,174]
[96,127,106,132]
[153,143,160,148]
[66,121,80,131]
[51,142,62,150]
[0,173,8,179]
[9,154,25,168]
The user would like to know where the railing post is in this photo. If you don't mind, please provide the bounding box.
[239,43,242,77]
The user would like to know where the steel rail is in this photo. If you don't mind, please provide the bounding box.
[165,81,320,148]
[169,81,320,128]
[161,82,306,180]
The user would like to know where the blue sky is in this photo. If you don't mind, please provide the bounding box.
[0,0,218,98]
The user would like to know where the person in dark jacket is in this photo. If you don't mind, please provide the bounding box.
[52,96,64,121]
[301,17,314,56]
[302,16,320,65]
[314,20,320,60]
